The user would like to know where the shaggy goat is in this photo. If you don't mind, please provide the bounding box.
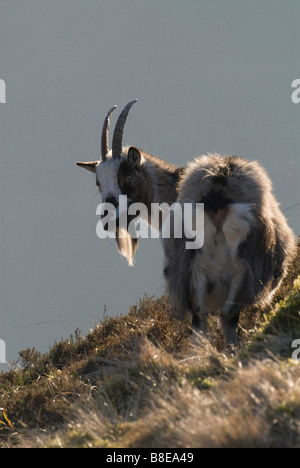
[163,154,296,349]
[77,101,296,350]
[77,100,184,265]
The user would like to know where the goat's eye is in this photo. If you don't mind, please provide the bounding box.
[125,176,132,183]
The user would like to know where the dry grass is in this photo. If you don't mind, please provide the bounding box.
[0,240,299,448]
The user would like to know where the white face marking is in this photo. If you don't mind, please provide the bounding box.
[96,156,122,202]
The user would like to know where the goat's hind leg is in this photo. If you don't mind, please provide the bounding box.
[220,307,241,352]
[189,272,209,345]
[220,272,244,352]
[192,307,208,345]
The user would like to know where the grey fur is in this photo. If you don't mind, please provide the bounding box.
[77,103,296,351]
[163,154,296,350]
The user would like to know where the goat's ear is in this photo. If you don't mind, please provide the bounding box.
[76,161,99,173]
[127,147,142,167]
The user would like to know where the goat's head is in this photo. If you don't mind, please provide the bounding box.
[77,100,152,265]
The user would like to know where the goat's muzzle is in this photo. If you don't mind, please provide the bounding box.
[100,196,136,233]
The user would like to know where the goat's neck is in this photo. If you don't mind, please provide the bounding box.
[143,153,184,230]
[144,153,183,204]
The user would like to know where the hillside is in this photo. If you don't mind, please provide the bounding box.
[0,241,300,448]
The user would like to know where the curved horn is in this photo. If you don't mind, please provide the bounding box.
[101,105,117,161]
[112,99,137,159]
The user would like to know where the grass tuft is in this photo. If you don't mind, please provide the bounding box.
[1,239,299,448]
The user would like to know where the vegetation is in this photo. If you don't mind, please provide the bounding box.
[0,241,299,448]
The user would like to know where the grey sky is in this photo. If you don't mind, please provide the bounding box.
[0,0,299,366]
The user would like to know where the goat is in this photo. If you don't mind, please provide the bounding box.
[77,101,296,350]
[77,100,184,265]
[163,154,296,350]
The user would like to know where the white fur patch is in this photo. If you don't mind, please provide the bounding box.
[190,202,252,313]
[222,203,253,258]
[96,155,122,201]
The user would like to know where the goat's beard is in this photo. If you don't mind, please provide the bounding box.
[115,227,139,267]
[100,205,140,266]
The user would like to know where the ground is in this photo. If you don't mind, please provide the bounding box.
[0,240,299,448]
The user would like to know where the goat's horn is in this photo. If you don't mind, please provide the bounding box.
[101,105,117,161]
[112,99,137,159]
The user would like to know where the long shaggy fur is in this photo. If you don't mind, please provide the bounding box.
[77,103,296,350]
[163,154,296,348]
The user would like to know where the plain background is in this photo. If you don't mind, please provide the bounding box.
[0,0,299,367]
